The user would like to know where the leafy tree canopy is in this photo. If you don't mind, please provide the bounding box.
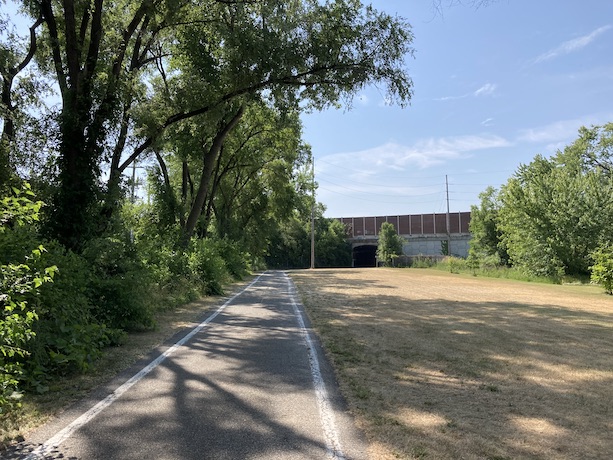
[495,124,613,278]
[377,221,404,266]
[1,0,414,249]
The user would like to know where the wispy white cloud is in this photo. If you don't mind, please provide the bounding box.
[481,117,495,127]
[533,25,612,64]
[517,120,579,144]
[474,83,497,97]
[319,135,511,173]
[516,114,613,149]
[435,82,497,101]
[435,93,470,102]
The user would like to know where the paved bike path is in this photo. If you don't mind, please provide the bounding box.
[9,271,366,460]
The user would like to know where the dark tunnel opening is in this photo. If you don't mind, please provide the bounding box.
[353,245,377,268]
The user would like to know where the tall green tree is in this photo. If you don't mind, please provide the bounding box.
[136,0,414,245]
[206,105,308,254]
[2,0,413,250]
[145,99,314,261]
[468,186,508,265]
[564,123,613,177]
[34,0,169,248]
[315,218,352,268]
[497,125,613,278]
[377,222,404,266]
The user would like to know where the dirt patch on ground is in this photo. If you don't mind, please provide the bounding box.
[289,268,613,460]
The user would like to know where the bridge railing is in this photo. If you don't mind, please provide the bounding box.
[336,212,471,238]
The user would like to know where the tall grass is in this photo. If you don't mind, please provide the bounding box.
[425,256,576,285]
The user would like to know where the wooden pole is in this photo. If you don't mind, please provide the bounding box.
[446,175,451,255]
[310,156,315,269]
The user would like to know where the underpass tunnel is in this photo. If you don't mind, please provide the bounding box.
[353,245,377,268]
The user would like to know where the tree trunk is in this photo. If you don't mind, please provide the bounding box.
[51,90,99,249]
[181,105,245,246]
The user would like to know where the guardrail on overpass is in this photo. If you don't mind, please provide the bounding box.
[335,212,471,238]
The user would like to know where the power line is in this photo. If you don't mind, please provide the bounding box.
[318,177,443,198]
[318,186,446,204]
[316,170,445,189]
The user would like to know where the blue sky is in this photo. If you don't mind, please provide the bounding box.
[302,0,613,218]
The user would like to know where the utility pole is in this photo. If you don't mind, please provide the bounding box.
[310,156,315,269]
[445,174,451,256]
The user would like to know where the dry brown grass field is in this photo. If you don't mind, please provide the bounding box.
[289,268,613,460]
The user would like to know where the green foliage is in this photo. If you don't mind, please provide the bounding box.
[568,123,613,177]
[82,237,154,331]
[266,214,352,269]
[27,242,122,381]
[266,214,311,269]
[428,257,566,284]
[187,238,231,296]
[497,125,613,279]
[315,219,352,268]
[590,243,613,294]
[0,183,55,412]
[468,186,509,267]
[215,239,250,280]
[377,222,404,266]
[410,256,438,268]
[146,169,181,231]
[124,203,204,308]
[203,103,309,260]
[440,256,467,274]
[0,260,45,412]
[1,183,42,228]
[440,240,449,256]
[1,185,128,396]
[471,254,504,272]
[126,201,245,301]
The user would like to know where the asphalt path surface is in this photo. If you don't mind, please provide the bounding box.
[6,271,367,460]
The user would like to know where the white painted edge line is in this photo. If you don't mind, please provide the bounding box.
[25,273,265,460]
[284,272,346,460]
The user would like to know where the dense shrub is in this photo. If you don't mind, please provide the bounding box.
[1,184,55,411]
[2,192,251,414]
[187,238,231,295]
[82,237,155,331]
[1,188,128,393]
[26,242,122,382]
[439,256,467,273]
[410,256,438,268]
[591,244,613,294]
[216,238,250,280]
